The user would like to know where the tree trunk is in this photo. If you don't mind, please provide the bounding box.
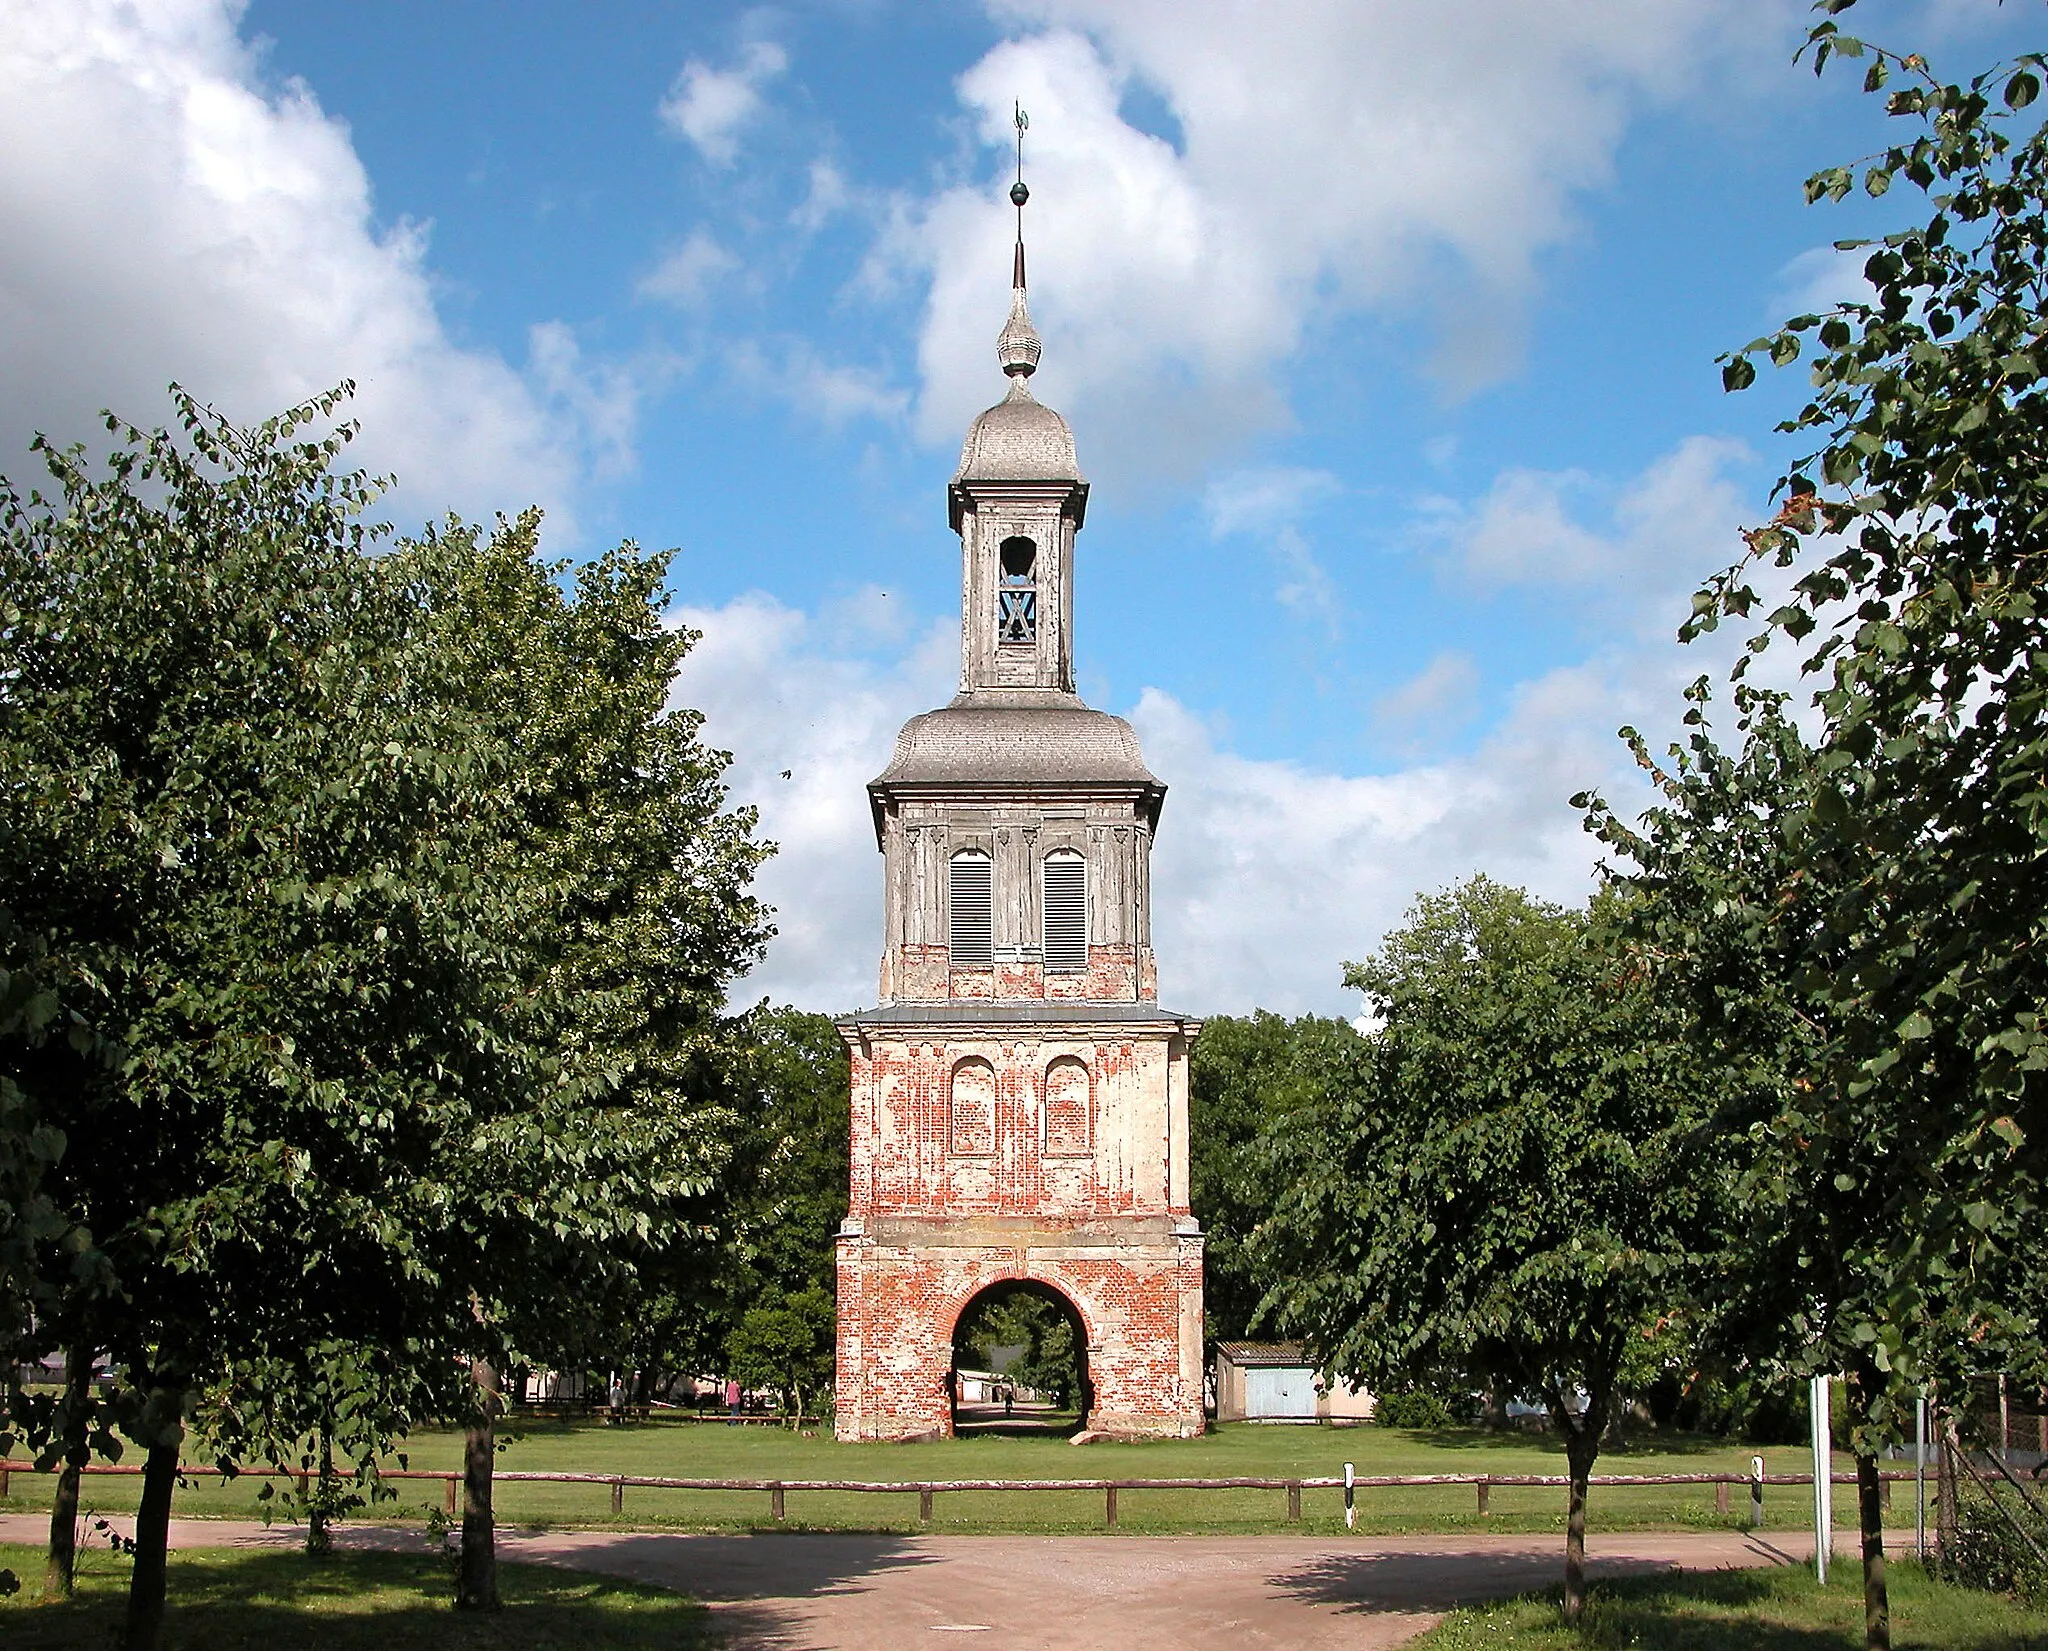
[1483,1374,1511,1431]
[122,1419,183,1651]
[1549,1392,1605,1626]
[1857,1448,1891,1650]
[456,1359,500,1611]
[1843,1367,1891,1650]
[43,1344,91,1601]
[306,1424,334,1557]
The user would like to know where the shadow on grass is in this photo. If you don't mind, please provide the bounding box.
[4,1528,944,1651]
[1,1547,715,1651]
[1573,1570,1848,1651]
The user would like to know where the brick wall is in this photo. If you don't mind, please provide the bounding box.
[836,1021,1203,1441]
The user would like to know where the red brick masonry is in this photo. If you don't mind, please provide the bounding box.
[835,1021,1204,1441]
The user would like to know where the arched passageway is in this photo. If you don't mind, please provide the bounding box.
[948,1278,1091,1437]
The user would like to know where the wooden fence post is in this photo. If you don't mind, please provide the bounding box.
[443,1475,457,1516]
[0,1465,9,1498]
[1105,1485,1118,1527]
[1286,1482,1301,1523]
[1476,1479,1490,1516]
[1716,1479,1729,1516]
[771,1483,786,1521]
[919,1486,934,1524]
[611,1479,624,1516]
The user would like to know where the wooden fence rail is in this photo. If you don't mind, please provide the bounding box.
[0,1460,1918,1529]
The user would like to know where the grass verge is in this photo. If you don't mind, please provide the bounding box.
[1412,1561,2048,1649]
[0,1418,1913,1537]
[0,1543,711,1651]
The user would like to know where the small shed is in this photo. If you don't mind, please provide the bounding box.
[1213,1342,1375,1424]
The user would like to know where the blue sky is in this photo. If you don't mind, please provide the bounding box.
[2,0,2037,1014]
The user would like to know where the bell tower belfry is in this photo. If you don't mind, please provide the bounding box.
[834,152,1205,1442]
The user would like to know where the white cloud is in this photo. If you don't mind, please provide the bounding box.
[1204,465,1340,538]
[659,40,788,168]
[670,593,957,1014]
[792,158,853,234]
[1771,242,1877,319]
[726,337,911,429]
[1436,436,1753,624]
[1373,651,1480,752]
[1204,464,1343,630]
[0,0,609,529]
[639,229,742,308]
[1455,466,1611,583]
[884,0,1770,481]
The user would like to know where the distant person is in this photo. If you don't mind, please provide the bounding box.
[608,1373,626,1420]
[1004,1384,1014,1418]
[726,1377,742,1424]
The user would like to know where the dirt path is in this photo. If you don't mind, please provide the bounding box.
[0,1515,1831,1649]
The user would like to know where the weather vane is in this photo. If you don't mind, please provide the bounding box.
[1012,102,1029,213]
[1009,103,1031,290]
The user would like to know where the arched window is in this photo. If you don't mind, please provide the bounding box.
[949,1058,996,1156]
[949,850,993,970]
[1042,850,1086,974]
[998,536,1037,646]
[1044,1057,1091,1155]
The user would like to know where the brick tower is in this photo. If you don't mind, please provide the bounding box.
[833,176,1204,1442]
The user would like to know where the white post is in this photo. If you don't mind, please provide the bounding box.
[1914,1393,1927,1564]
[1811,1374,1832,1585]
[1344,1461,1356,1531]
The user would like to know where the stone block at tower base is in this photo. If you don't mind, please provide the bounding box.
[835,1218,1205,1442]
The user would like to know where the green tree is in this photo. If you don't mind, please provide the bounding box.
[1189,1011,1357,1345]
[622,1005,848,1391]
[1255,877,1715,1624]
[0,394,770,1641]
[1584,681,1954,1651]
[1702,5,2047,1381]
[723,1285,836,1426]
[1579,10,2048,1644]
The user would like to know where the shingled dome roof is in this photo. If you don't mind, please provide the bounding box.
[874,700,1156,790]
[955,379,1081,483]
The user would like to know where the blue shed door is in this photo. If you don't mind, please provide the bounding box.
[1244,1366,1316,1418]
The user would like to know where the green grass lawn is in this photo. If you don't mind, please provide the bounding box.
[0,1543,710,1651]
[1412,1561,2048,1650]
[0,1416,1916,1538]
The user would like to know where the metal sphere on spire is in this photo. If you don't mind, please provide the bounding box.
[998,102,1041,380]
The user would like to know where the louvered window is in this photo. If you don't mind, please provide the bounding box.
[949,851,993,970]
[1042,851,1087,974]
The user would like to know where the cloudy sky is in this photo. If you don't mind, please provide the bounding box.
[3,0,2034,1016]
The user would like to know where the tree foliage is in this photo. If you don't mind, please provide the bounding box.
[0,391,770,1643]
[1696,5,2047,1383]
[723,1285,836,1424]
[1579,10,2048,1642]
[1255,877,1716,1622]
[954,1288,1082,1411]
[1189,1011,1356,1345]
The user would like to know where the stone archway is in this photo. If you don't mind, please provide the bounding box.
[947,1277,1092,1437]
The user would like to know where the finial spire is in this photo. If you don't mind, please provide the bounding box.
[997,103,1041,383]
